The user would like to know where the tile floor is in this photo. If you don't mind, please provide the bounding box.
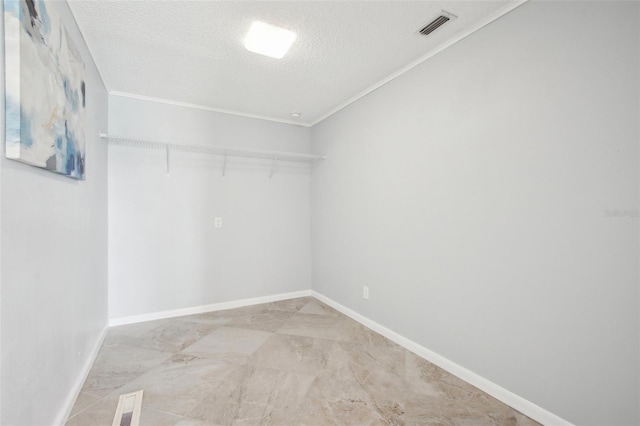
[66,297,540,425]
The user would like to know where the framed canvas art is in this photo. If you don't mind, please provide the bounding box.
[4,0,86,180]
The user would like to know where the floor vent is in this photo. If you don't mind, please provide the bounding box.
[419,12,456,36]
[112,390,143,426]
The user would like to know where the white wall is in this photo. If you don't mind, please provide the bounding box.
[311,1,639,425]
[108,95,312,319]
[0,2,109,425]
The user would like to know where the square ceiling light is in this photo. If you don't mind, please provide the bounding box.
[244,21,297,59]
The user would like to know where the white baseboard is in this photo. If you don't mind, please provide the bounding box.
[54,325,109,426]
[108,290,313,327]
[311,291,573,426]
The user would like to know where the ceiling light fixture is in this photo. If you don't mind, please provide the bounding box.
[244,21,297,59]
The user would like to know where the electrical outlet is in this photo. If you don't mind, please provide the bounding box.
[214,217,223,228]
[363,286,369,300]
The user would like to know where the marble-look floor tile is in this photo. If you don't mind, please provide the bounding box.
[225,308,296,332]
[278,313,347,340]
[108,318,171,337]
[134,320,218,353]
[103,318,171,346]
[316,340,409,424]
[138,408,186,426]
[68,297,541,426]
[401,353,537,425]
[175,417,223,426]
[66,397,119,426]
[337,320,397,348]
[179,312,232,326]
[181,326,272,363]
[181,304,276,326]
[261,297,312,312]
[398,394,533,426]
[405,351,506,408]
[249,333,333,375]
[175,417,221,426]
[116,353,239,416]
[187,365,315,425]
[336,340,407,386]
[67,397,187,426]
[80,343,172,397]
[512,409,544,426]
[295,369,386,425]
[298,299,342,316]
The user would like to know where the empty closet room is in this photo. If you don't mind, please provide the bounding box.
[0,0,638,425]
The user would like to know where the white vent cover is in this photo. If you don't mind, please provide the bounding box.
[418,11,457,36]
[112,390,143,426]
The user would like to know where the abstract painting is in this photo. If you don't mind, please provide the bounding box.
[4,0,86,179]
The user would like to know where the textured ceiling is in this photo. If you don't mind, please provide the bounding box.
[68,0,519,126]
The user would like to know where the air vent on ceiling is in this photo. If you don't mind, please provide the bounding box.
[418,11,456,36]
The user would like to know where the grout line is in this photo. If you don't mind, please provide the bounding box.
[77,390,104,399]
[139,406,184,420]
[65,394,104,422]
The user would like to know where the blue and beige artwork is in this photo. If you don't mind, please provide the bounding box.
[4,0,86,179]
